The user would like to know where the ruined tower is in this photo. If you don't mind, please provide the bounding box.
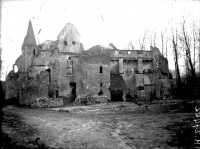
[21,20,37,72]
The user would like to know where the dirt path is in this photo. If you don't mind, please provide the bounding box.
[1,101,196,149]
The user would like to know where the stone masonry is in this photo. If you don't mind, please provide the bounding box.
[6,20,171,107]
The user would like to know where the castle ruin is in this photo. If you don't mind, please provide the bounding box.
[6,20,171,107]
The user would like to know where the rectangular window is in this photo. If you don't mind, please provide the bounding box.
[66,60,74,76]
[100,66,103,73]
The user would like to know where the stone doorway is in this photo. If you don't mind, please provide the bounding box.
[70,82,76,101]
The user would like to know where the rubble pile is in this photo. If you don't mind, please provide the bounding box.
[74,94,108,106]
[31,97,63,108]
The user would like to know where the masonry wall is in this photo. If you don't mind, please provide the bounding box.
[19,70,49,105]
[57,23,81,53]
[78,52,111,99]
[23,45,37,72]
[5,71,19,100]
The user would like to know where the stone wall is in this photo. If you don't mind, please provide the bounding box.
[19,70,49,105]
[77,54,111,99]
[57,23,81,53]
[23,45,37,72]
[15,55,23,72]
[5,71,19,100]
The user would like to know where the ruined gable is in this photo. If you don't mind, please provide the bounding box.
[57,22,81,53]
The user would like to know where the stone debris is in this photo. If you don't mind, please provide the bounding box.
[31,97,63,108]
[74,94,108,106]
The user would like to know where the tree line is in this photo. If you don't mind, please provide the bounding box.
[135,18,200,99]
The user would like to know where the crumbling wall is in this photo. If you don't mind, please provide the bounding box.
[5,71,19,101]
[76,46,111,100]
[123,69,137,97]
[109,73,127,101]
[31,97,63,108]
[15,55,23,72]
[77,60,110,99]
[58,54,75,97]
[57,23,81,53]
[151,46,169,75]
[23,45,37,72]
[19,70,49,105]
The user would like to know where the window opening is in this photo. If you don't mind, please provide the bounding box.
[64,41,68,46]
[100,66,103,73]
[66,60,74,76]
[100,82,103,87]
[56,90,59,98]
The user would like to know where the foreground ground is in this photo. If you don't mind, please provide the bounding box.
[1,100,198,149]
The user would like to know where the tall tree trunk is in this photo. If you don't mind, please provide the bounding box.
[174,46,181,88]
[183,34,197,82]
[193,33,196,71]
[161,32,164,55]
[182,23,197,84]
[199,29,200,78]
[172,30,182,96]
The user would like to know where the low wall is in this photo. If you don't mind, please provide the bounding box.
[31,97,63,108]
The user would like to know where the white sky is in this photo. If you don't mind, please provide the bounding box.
[1,0,200,80]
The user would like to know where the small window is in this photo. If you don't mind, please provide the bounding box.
[64,41,68,46]
[100,82,103,87]
[66,60,74,76]
[100,66,103,73]
[72,41,75,45]
[128,51,131,54]
[33,48,36,55]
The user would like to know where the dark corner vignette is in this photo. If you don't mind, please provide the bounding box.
[0,81,5,148]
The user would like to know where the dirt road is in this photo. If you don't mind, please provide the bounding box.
[1,101,196,149]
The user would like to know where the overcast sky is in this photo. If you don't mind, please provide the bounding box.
[1,0,200,80]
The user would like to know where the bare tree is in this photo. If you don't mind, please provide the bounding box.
[199,29,200,77]
[165,38,169,59]
[192,22,199,71]
[180,19,197,83]
[161,31,164,55]
[138,30,147,50]
[148,30,157,48]
[171,28,182,94]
